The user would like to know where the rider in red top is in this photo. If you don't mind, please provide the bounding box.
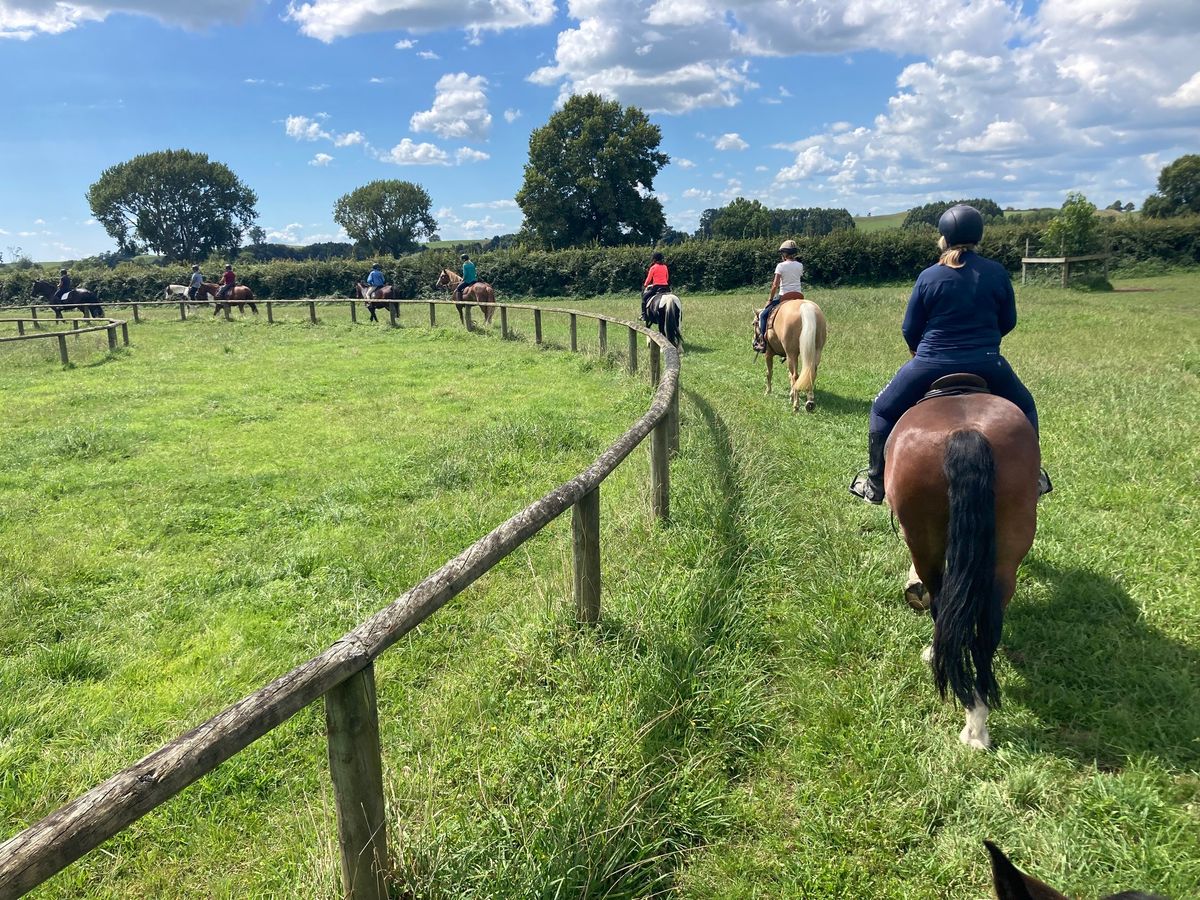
[641,252,670,323]
[217,264,235,300]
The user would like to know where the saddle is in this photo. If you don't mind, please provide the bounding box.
[763,291,805,334]
[917,373,991,403]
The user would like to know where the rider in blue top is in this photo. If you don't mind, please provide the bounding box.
[456,254,477,302]
[849,205,1050,503]
[365,263,386,299]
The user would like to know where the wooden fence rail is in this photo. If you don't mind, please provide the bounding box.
[0,297,681,900]
[1,317,129,366]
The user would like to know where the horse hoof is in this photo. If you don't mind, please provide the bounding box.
[905,582,929,611]
[921,644,934,665]
[805,400,816,413]
[959,727,991,751]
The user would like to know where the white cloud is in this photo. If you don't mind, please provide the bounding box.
[503,108,521,123]
[463,199,518,209]
[675,158,696,169]
[285,0,555,43]
[417,49,439,60]
[1160,70,1200,108]
[267,222,348,244]
[369,76,390,84]
[394,38,414,49]
[456,147,490,164]
[285,115,330,141]
[309,153,334,166]
[0,0,256,39]
[374,138,449,166]
[334,130,365,147]
[410,72,492,141]
[715,132,748,151]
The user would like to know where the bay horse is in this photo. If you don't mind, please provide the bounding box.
[754,295,827,413]
[435,268,495,325]
[887,382,1038,750]
[203,282,258,316]
[30,279,104,318]
[354,282,399,323]
[643,291,682,349]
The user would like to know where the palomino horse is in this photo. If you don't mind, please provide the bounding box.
[986,841,1165,899]
[164,283,216,305]
[887,382,1038,750]
[30,279,104,318]
[644,291,682,349]
[435,268,496,325]
[354,282,399,323]
[202,282,258,316]
[755,295,827,413]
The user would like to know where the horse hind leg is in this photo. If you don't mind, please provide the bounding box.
[961,696,991,750]
[787,353,801,413]
[764,352,774,396]
[905,562,931,611]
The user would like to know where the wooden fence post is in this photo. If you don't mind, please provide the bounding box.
[388,304,398,328]
[668,378,679,454]
[132,303,141,323]
[266,302,274,323]
[72,319,80,331]
[649,341,661,388]
[534,308,543,345]
[464,305,473,331]
[325,665,389,900]
[1061,260,1069,289]
[179,303,187,321]
[573,487,601,625]
[599,319,607,354]
[429,302,436,327]
[309,301,318,324]
[30,306,40,328]
[107,325,117,351]
[121,323,130,346]
[650,415,669,523]
[57,334,69,366]
[500,305,509,338]
[224,303,232,321]
[16,319,25,336]
[350,300,358,324]
[570,313,578,352]
[627,326,637,374]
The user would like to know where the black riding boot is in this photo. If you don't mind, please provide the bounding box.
[849,431,887,504]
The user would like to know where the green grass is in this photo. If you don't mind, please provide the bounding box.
[2,276,1198,898]
[852,211,908,232]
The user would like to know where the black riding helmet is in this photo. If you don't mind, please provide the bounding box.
[652,251,664,263]
[938,204,984,245]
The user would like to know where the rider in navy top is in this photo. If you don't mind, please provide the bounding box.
[849,204,1050,504]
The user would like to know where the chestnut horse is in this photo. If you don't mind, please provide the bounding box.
[354,282,399,323]
[754,296,827,413]
[887,387,1038,750]
[435,268,495,325]
[203,282,257,316]
[30,279,104,318]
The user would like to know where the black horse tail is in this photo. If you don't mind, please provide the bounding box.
[663,295,681,347]
[933,428,1001,710]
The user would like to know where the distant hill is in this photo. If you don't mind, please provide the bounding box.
[852,211,907,232]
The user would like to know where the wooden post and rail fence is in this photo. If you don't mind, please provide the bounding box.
[0,316,129,366]
[0,296,681,899]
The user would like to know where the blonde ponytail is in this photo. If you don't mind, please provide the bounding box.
[938,234,974,268]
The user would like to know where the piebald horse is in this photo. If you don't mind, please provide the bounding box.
[755,295,827,413]
[888,383,1038,750]
[30,279,104,318]
[643,291,682,349]
[435,268,496,325]
[164,283,216,305]
[354,282,399,323]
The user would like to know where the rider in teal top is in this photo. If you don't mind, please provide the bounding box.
[365,263,386,299]
[456,254,478,302]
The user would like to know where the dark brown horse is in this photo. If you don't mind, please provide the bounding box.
[30,279,104,318]
[435,268,495,325]
[354,282,399,323]
[203,282,258,316]
[887,387,1038,749]
[986,841,1166,899]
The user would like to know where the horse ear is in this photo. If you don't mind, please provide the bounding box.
[986,842,1070,900]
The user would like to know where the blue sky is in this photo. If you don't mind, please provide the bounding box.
[1,0,1197,262]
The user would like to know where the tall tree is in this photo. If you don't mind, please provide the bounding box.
[1142,154,1200,218]
[902,198,1004,229]
[86,149,258,261]
[1040,192,1100,255]
[516,94,668,249]
[333,180,437,255]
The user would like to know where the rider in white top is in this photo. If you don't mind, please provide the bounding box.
[187,265,204,300]
[755,240,805,352]
[775,258,804,295]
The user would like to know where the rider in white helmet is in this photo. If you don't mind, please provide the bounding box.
[754,240,804,352]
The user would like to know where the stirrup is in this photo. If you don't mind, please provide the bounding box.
[1038,468,1053,498]
[849,469,884,505]
[752,335,765,353]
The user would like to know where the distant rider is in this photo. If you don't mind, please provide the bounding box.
[56,268,73,303]
[365,263,386,299]
[848,204,1051,504]
[455,253,477,303]
[217,264,235,301]
[754,240,804,352]
[641,251,670,323]
[187,264,204,301]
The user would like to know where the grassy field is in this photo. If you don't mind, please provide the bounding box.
[1,275,1197,898]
